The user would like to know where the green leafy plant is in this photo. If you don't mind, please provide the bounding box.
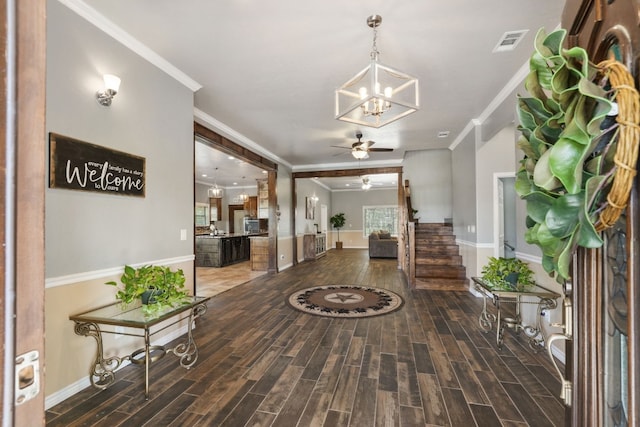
[330,213,346,242]
[481,257,535,291]
[516,28,615,283]
[106,265,190,313]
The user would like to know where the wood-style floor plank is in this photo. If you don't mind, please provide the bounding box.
[47,249,565,426]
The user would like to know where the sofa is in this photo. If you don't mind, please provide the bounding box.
[368,231,398,258]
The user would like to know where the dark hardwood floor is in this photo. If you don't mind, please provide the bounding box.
[47,249,565,426]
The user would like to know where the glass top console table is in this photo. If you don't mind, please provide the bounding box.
[69,296,210,399]
[471,277,560,350]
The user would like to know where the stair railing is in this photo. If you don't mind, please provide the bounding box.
[403,180,417,288]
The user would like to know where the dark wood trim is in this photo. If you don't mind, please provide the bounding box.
[13,0,47,424]
[0,0,7,417]
[194,122,277,171]
[228,205,244,234]
[292,166,402,180]
[267,171,277,273]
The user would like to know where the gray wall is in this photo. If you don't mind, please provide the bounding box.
[295,179,330,234]
[403,149,452,222]
[45,1,195,277]
[451,131,477,242]
[331,188,397,234]
[475,124,517,243]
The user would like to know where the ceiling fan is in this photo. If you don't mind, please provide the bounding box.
[332,131,394,159]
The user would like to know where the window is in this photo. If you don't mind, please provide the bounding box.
[195,203,209,226]
[363,205,398,237]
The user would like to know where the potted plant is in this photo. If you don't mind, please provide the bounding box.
[480,257,535,291]
[330,212,346,249]
[106,265,190,313]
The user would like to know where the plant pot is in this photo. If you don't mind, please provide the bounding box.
[504,272,519,289]
[141,289,163,305]
[336,241,343,249]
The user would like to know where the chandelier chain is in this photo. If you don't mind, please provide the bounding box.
[370,25,379,60]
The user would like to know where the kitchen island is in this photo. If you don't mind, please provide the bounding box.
[195,234,251,267]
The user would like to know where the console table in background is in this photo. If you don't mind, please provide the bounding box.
[69,296,210,399]
[303,233,326,260]
[471,277,560,350]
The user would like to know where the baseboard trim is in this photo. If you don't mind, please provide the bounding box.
[45,324,189,409]
[45,255,195,289]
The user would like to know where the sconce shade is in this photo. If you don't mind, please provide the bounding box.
[96,74,121,106]
[103,74,121,93]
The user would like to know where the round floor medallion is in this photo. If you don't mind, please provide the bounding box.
[287,285,404,318]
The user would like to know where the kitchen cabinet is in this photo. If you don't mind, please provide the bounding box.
[257,179,268,219]
[209,197,222,222]
[244,196,257,218]
[195,235,249,267]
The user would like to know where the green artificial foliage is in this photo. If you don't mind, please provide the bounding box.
[516,28,616,283]
[106,265,190,314]
[330,213,346,241]
[481,257,535,291]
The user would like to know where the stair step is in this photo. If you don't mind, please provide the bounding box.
[416,235,456,244]
[416,226,454,235]
[417,245,461,256]
[414,277,469,291]
[412,222,466,292]
[416,265,467,279]
[416,255,462,265]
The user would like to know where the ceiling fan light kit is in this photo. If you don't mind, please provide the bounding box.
[335,15,419,128]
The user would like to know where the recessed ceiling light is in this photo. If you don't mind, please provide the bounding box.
[438,131,450,138]
[262,170,267,174]
[345,183,350,187]
[233,182,238,185]
[228,156,235,160]
[201,174,207,177]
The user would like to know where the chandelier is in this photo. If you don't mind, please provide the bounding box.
[207,167,224,198]
[335,15,419,128]
[239,176,249,202]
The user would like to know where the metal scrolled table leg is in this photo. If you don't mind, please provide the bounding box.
[477,287,496,332]
[169,302,208,367]
[74,321,124,390]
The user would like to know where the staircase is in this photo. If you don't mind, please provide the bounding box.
[414,223,468,291]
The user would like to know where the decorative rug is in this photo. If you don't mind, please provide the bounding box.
[287,285,404,318]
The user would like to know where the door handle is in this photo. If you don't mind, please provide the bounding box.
[546,296,572,406]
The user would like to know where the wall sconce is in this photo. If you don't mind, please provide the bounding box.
[96,74,121,106]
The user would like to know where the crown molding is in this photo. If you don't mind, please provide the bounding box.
[58,0,201,92]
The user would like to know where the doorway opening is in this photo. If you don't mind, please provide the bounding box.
[493,173,516,258]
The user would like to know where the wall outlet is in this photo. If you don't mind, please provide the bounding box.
[180,229,187,241]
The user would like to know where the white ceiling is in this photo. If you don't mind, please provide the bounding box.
[80,0,565,189]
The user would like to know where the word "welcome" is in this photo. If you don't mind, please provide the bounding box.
[65,160,144,193]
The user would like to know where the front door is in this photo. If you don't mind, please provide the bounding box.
[563,1,640,425]
[1,0,47,425]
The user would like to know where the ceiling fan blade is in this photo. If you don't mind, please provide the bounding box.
[331,145,352,150]
[368,148,394,152]
[364,140,375,148]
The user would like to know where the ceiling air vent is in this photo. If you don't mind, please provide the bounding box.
[493,30,528,53]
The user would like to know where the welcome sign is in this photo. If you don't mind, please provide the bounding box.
[49,133,146,197]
